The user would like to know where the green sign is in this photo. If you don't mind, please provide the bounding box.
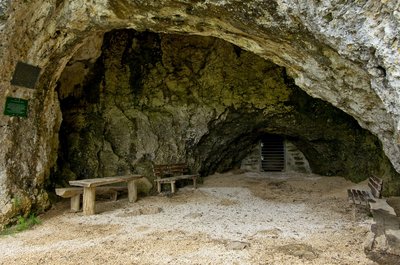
[4,97,28,117]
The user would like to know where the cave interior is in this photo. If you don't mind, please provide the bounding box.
[51,29,397,195]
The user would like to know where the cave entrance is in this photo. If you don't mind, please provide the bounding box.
[261,135,285,172]
[52,28,393,189]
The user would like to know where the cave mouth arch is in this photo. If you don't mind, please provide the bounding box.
[51,28,395,192]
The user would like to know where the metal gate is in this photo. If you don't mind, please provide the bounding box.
[261,135,285,171]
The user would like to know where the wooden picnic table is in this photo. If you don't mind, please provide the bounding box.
[69,175,143,215]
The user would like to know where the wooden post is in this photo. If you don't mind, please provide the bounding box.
[127,180,138,202]
[83,187,96,215]
[70,194,80,212]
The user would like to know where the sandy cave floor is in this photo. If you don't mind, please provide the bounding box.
[0,171,379,265]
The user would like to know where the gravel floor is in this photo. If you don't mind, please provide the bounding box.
[0,171,377,265]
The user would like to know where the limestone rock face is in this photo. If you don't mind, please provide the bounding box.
[0,0,399,227]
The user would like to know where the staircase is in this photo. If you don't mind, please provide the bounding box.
[261,135,285,171]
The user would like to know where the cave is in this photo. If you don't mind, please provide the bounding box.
[51,29,396,191]
[1,1,400,262]
[1,1,400,240]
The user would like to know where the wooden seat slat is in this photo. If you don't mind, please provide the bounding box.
[352,189,361,204]
[370,175,383,185]
[368,183,378,198]
[362,190,374,203]
[56,187,83,198]
[156,174,198,183]
[347,189,355,204]
[348,176,383,210]
[56,186,127,198]
[368,176,382,198]
[356,189,368,206]
[154,164,189,177]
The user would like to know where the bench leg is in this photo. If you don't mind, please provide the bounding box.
[193,177,197,189]
[156,179,161,193]
[110,191,118,201]
[352,203,356,222]
[70,194,80,212]
[128,180,138,202]
[171,181,176,193]
[83,187,96,215]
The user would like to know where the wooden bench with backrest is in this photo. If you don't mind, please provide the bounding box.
[153,163,199,194]
[347,176,383,209]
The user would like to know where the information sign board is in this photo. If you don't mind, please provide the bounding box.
[11,61,41,89]
[3,97,28,117]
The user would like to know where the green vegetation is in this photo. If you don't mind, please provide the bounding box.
[12,196,21,208]
[0,214,41,236]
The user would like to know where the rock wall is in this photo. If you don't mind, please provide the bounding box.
[54,30,395,191]
[241,144,261,172]
[0,0,399,226]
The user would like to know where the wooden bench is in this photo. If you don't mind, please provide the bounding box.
[68,175,143,215]
[153,163,199,194]
[55,186,127,212]
[347,176,383,209]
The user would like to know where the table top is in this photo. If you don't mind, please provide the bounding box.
[69,175,143,188]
